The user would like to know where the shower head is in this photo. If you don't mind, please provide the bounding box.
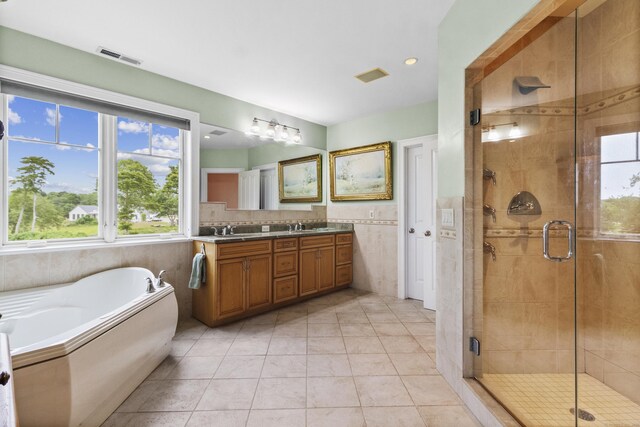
[515,76,551,94]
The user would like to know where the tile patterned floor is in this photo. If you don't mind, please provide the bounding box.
[481,373,640,427]
[103,289,481,427]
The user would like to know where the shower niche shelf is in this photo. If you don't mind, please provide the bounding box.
[507,191,541,215]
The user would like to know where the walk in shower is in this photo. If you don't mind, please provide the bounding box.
[472,0,640,425]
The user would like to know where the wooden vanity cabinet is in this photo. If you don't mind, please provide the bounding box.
[335,233,353,286]
[192,231,353,327]
[299,235,335,296]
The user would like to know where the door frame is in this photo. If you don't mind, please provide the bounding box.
[397,134,438,301]
[200,167,245,202]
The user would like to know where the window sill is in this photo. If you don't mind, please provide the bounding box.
[0,236,193,256]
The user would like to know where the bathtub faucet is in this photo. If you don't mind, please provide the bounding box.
[156,270,167,288]
[145,277,156,293]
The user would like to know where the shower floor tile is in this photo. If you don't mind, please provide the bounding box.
[480,373,640,427]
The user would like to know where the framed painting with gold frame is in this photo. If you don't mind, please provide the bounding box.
[278,154,322,203]
[329,141,392,201]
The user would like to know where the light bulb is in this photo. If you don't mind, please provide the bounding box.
[265,123,276,139]
[250,118,260,135]
[488,126,498,141]
[508,123,521,139]
[280,126,289,141]
[292,130,302,144]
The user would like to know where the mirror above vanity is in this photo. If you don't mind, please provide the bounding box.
[199,123,327,211]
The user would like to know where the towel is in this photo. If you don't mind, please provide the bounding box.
[188,253,206,289]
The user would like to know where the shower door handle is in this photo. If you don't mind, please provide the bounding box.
[543,220,574,262]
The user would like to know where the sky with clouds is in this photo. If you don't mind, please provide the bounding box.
[7,96,180,194]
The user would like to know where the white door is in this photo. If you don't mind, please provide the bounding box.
[405,139,437,309]
[238,169,260,210]
[259,168,279,210]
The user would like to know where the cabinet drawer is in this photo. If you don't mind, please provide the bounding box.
[300,234,335,249]
[274,251,298,277]
[336,264,353,287]
[216,239,272,260]
[336,244,352,265]
[274,238,298,252]
[274,276,298,303]
[336,233,353,245]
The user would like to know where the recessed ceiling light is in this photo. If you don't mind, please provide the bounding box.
[204,135,211,139]
[404,57,418,65]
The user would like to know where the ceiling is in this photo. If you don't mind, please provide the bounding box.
[0,0,454,126]
[200,123,261,149]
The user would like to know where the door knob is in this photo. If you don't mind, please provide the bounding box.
[408,228,415,234]
[424,230,431,237]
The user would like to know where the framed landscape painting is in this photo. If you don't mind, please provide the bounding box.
[278,154,322,203]
[329,141,392,201]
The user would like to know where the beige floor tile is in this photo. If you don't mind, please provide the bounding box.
[267,337,307,355]
[308,337,346,354]
[117,381,161,413]
[170,340,196,357]
[363,406,426,427]
[185,410,249,427]
[372,323,411,336]
[379,336,424,354]
[200,322,244,340]
[167,356,223,379]
[421,311,436,322]
[307,311,339,323]
[174,320,208,340]
[334,302,365,314]
[401,376,462,405]
[366,312,399,323]
[273,322,308,337]
[340,323,377,337]
[361,303,392,313]
[307,377,361,408]
[404,322,436,336]
[308,323,342,337]
[261,355,307,378]
[387,303,420,314]
[337,312,370,324]
[147,355,181,380]
[185,338,233,356]
[396,312,430,323]
[237,324,274,338]
[414,335,436,353]
[348,353,397,376]
[354,376,413,407]
[227,337,271,355]
[138,379,209,411]
[196,378,259,410]
[388,353,437,375]
[344,336,386,354]
[252,378,307,409]
[243,311,278,325]
[307,354,352,377]
[276,311,308,324]
[104,412,191,427]
[306,407,366,427]
[214,355,265,378]
[246,409,306,427]
[418,405,481,427]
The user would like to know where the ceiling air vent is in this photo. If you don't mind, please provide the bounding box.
[97,46,142,66]
[210,130,227,136]
[355,68,389,83]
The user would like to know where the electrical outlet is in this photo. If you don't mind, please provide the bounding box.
[369,210,375,219]
[261,225,270,232]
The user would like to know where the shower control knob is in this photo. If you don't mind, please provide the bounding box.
[408,228,415,234]
[0,371,10,386]
[424,230,431,237]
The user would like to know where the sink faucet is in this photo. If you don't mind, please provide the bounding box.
[145,277,156,293]
[295,221,304,231]
[210,226,219,236]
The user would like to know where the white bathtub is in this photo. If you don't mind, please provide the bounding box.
[0,267,178,427]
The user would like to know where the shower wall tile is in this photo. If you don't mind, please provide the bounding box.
[1,241,193,319]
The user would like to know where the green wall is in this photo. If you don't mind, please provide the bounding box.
[200,148,249,169]
[326,100,438,204]
[247,143,324,169]
[0,26,327,150]
[437,0,538,197]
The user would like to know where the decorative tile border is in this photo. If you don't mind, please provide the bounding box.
[327,219,398,226]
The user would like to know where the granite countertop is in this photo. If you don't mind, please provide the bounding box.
[194,227,352,244]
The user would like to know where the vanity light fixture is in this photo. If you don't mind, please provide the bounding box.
[482,121,521,142]
[203,135,211,139]
[248,117,302,144]
[508,123,521,139]
[404,57,418,65]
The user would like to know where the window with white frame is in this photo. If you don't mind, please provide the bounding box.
[1,76,192,246]
[599,130,640,235]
